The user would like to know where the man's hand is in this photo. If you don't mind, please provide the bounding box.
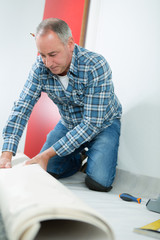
[0,151,13,168]
[25,147,56,171]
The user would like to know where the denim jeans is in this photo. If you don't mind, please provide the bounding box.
[40,118,121,188]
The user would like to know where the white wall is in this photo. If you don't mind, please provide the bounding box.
[0,0,45,151]
[85,0,160,178]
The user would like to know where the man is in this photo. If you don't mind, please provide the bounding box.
[0,18,122,192]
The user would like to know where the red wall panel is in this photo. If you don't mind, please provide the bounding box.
[24,0,87,158]
[43,0,85,44]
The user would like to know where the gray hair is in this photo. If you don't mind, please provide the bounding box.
[36,18,72,44]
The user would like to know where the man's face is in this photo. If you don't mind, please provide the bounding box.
[36,30,74,76]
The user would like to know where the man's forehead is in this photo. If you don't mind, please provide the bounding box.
[36,30,59,40]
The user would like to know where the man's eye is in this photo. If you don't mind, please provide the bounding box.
[50,54,56,57]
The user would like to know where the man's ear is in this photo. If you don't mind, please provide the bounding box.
[68,37,75,51]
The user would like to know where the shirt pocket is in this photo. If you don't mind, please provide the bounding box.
[70,89,84,106]
[47,90,66,104]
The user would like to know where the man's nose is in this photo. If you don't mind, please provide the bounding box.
[45,56,52,68]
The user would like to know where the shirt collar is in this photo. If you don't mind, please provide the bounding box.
[69,44,79,77]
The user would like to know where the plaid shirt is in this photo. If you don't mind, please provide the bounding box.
[2,44,122,156]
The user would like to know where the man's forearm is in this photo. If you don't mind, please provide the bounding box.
[1,151,13,160]
[25,147,57,171]
[0,151,13,168]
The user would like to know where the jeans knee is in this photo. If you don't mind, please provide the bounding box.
[85,175,112,192]
[48,171,60,179]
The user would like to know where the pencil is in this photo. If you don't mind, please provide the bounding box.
[30,33,35,37]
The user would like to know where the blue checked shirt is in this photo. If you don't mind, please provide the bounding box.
[2,44,122,156]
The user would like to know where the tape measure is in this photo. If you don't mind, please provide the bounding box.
[140,219,160,230]
[134,219,160,238]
